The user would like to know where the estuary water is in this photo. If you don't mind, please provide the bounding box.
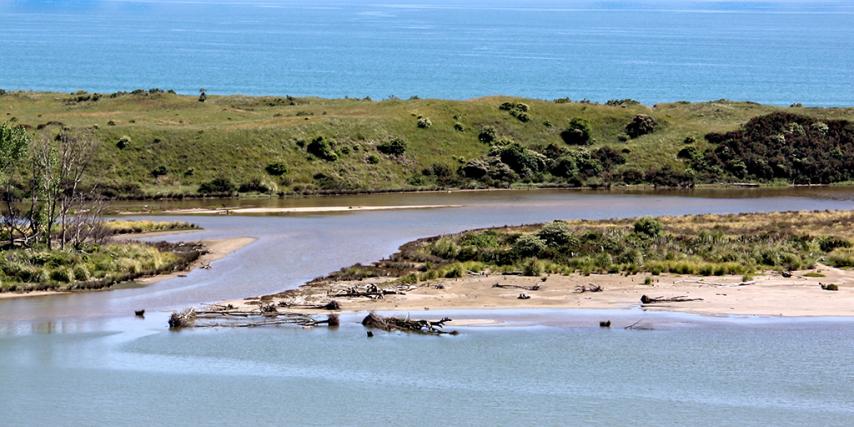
[1,0,854,105]
[1,189,854,426]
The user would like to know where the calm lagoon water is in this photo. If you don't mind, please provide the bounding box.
[2,189,854,425]
[1,0,853,105]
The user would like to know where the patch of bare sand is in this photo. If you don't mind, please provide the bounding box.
[226,264,853,318]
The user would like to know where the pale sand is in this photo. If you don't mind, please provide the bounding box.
[227,264,853,318]
[0,237,255,299]
[134,237,255,285]
[143,204,461,215]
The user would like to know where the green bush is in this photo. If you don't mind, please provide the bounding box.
[116,135,131,149]
[377,137,407,156]
[633,217,663,237]
[478,126,497,144]
[827,248,854,268]
[366,154,380,164]
[265,162,288,176]
[625,114,658,138]
[536,221,573,247]
[150,165,168,178]
[238,177,277,194]
[522,259,544,276]
[416,117,432,128]
[307,136,338,161]
[560,118,592,145]
[512,234,547,258]
[198,177,235,194]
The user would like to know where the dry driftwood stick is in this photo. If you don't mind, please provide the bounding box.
[492,283,541,291]
[640,294,703,304]
[673,279,756,287]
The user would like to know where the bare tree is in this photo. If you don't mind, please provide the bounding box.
[31,129,97,249]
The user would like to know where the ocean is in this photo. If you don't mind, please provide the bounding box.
[1,0,853,105]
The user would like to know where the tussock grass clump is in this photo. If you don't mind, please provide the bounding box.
[0,242,200,293]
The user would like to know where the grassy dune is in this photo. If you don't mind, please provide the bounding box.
[2,91,853,197]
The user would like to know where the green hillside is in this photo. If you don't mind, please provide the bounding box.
[2,90,852,197]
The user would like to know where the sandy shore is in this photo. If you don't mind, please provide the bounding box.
[0,236,255,299]
[225,264,853,318]
[134,237,255,286]
[123,204,461,216]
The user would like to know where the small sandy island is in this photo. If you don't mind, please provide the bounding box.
[220,264,853,318]
[122,204,461,216]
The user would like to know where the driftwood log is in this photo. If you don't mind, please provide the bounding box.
[493,283,541,291]
[575,284,603,293]
[640,295,703,304]
[361,312,458,335]
[332,284,409,300]
[168,305,336,329]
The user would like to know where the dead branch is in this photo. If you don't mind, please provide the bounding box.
[492,283,541,291]
[640,295,703,304]
[168,308,197,329]
[331,283,410,300]
[361,312,458,335]
[575,283,603,293]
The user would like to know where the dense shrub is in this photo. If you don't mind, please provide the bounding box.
[537,221,573,247]
[560,118,592,145]
[645,165,694,188]
[491,143,547,178]
[116,135,131,149]
[238,177,276,194]
[377,137,407,156]
[605,99,640,106]
[591,146,626,170]
[633,217,663,237]
[307,136,338,161]
[478,126,497,144]
[621,168,644,184]
[150,165,168,178]
[198,177,235,194]
[698,112,854,184]
[625,114,658,138]
[416,117,432,128]
[512,234,547,258]
[265,162,288,176]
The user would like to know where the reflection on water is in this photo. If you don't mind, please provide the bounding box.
[2,189,853,323]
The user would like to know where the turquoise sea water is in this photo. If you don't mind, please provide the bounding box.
[1,0,853,105]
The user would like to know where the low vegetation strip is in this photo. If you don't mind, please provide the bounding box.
[320,211,854,284]
[0,241,204,293]
[1,91,852,198]
[104,220,200,234]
